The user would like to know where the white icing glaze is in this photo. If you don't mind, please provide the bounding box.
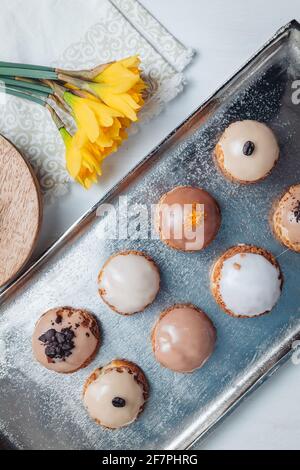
[83,369,145,429]
[99,252,160,314]
[218,120,279,182]
[219,253,281,316]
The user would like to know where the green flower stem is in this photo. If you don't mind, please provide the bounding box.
[0,61,54,72]
[0,66,57,80]
[0,86,46,106]
[0,77,52,94]
[2,83,50,101]
[0,61,109,81]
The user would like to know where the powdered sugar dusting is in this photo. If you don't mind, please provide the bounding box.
[1,37,300,450]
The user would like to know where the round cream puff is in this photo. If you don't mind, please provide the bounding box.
[83,359,149,429]
[272,184,300,253]
[155,186,221,251]
[214,120,279,184]
[152,304,216,373]
[211,245,283,318]
[32,307,100,373]
[98,250,160,315]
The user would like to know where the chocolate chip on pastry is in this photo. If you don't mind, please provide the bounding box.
[83,359,149,429]
[32,306,100,373]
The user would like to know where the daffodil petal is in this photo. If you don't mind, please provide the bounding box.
[66,144,82,178]
[97,90,138,121]
[121,93,141,110]
[74,101,99,143]
[88,100,122,127]
[82,149,102,175]
[94,63,139,92]
[119,56,141,69]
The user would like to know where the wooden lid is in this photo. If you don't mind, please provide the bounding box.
[0,135,42,287]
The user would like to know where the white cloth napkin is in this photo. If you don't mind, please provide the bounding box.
[0,0,193,203]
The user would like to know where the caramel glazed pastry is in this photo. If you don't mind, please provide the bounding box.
[152,304,216,373]
[215,120,279,184]
[83,359,149,429]
[272,184,300,253]
[98,250,160,315]
[156,185,221,251]
[211,245,283,318]
[32,307,100,373]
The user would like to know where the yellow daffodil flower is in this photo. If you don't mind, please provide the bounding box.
[57,56,146,188]
[0,55,147,190]
[64,92,123,143]
[85,56,146,122]
[60,127,103,189]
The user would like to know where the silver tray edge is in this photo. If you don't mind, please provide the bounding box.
[1,19,300,450]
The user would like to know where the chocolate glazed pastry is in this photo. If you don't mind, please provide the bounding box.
[32,307,100,373]
[155,186,221,252]
[152,304,216,373]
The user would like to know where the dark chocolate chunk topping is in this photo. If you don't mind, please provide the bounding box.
[112,397,126,408]
[55,314,63,324]
[45,345,57,359]
[38,329,56,343]
[293,201,300,223]
[39,326,75,360]
[55,332,65,344]
[243,141,255,156]
[62,327,75,340]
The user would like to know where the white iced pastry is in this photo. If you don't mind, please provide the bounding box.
[83,360,148,429]
[98,251,160,315]
[215,120,279,183]
[211,246,282,317]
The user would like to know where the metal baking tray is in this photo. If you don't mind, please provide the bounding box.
[1,20,300,450]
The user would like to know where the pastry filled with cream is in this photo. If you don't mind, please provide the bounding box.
[211,245,283,318]
[152,304,216,373]
[32,307,100,373]
[83,359,148,429]
[272,184,300,252]
[215,120,279,184]
[98,250,160,315]
[155,186,221,251]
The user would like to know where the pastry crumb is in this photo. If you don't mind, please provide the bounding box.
[233,263,241,270]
